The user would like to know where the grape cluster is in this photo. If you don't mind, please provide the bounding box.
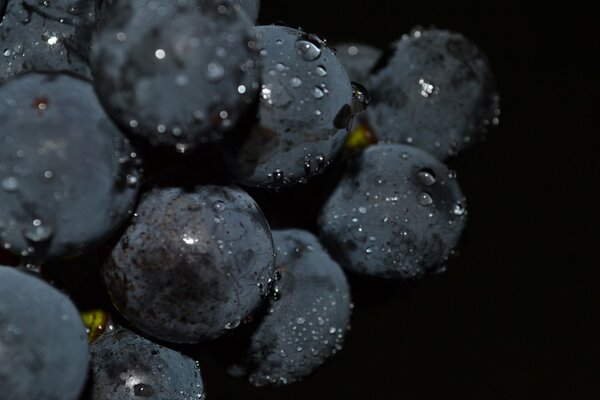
[0,0,499,398]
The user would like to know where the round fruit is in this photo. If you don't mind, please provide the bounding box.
[0,266,89,400]
[0,73,140,262]
[366,28,499,159]
[103,185,276,343]
[319,143,467,279]
[91,0,259,150]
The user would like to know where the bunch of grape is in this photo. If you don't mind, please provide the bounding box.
[0,0,499,398]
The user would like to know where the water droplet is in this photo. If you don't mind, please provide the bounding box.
[417,169,437,186]
[260,85,273,106]
[351,82,370,113]
[175,143,188,154]
[154,49,166,59]
[2,177,19,192]
[451,202,466,216]
[225,317,241,330]
[290,76,302,88]
[271,286,281,301]
[206,62,225,82]
[133,383,155,397]
[23,221,53,243]
[347,46,359,56]
[312,86,325,99]
[296,317,306,325]
[418,78,438,97]
[126,175,138,186]
[315,65,327,77]
[315,155,325,169]
[304,161,312,175]
[358,206,367,214]
[275,62,287,71]
[295,39,322,61]
[418,192,434,207]
[271,169,284,183]
[213,201,226,213]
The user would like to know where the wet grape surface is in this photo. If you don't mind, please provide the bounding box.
[0,0,592,399]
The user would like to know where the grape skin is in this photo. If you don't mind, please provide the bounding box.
[223,25,354,189]
[91,0,260,149]
[103,185,276,343]
[0,266,89,400]
[229,229,352,386]
[0,0,96,82]
[91,327,205,399]
[319,143,467,279]
[366,29,499,159]
[0,73,140,262]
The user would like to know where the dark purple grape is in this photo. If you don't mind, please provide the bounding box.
[0,0,96,82]
[319,143,467,279]
[366,28,499,159]
[0,73,140,262]
[91,0,259,151]
[0,266,89,400]
[90,327,205,399]
[235,0,259,22]
[228,229,352,386]
[223,25,362,189]
[334,42,382,83]
[103,185,276,343]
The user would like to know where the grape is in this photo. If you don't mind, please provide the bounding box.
[0,266,89,400]
[21,0,97,25]
[334,42,382,83]
[366,28,500,159]
[91,0,260,150]
[234,0,260,22]
[90,327,205,399]
[228,229,352,386]
[0,73,140,262]
[0,0,96,82]
[223,25,365,189]
[0,2,501,396]
[319,143,467,279]
[103,185,276,343]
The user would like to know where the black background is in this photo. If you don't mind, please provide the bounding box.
[201,1,597,399]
